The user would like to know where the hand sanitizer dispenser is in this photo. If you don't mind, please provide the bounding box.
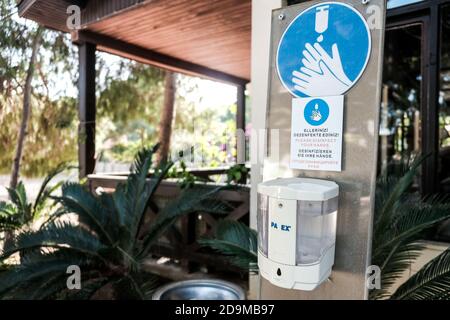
[257,178,339,291]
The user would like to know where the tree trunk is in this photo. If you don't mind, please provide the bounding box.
[156,71,176,165]
[9,28,43,189]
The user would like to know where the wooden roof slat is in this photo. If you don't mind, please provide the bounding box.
[18,0,251,81]
[87,0,251,79]
[74,30,248,85]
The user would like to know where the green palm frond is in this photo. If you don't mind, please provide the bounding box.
[62,276,110,300]
[0,202,16,215]
[371,194,450,298]
[132,160,173,245]
[123,146,159,232]
[109,146,173,252]
[373,196,450,255]
[391,248,450,300]
[97,191,132,243]
[390,197,450,243]
[57,182,117,245]
[123,273,160,300]
[0,145,236,300]
[2,274,65,300]
[138,274,161,300]
[131,145,159,179]
[7,182,28,211]
[370,153,450,299]
[105,273,160,300]
[33,162,73,217]
[199,220,258,272]
[137,186,224,259]
[374,155,426,240]
[27,273,72,300]
[371,242,424,299]
[1,221,106,262]
[0,202,20,232]
[193,185,244,215]
[100,147,173,255]
[38,206,71,230]
[0,164,70,235]
[5,257,100,300]
[6,182,31,223]
[0,250,94,298]
[192,197,235,216]
[108,183,126,226]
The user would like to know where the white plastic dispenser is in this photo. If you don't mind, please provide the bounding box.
[257,178,339,291]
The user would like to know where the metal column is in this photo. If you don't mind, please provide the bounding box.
[78,42,96,179]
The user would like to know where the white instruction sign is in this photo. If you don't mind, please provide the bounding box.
[290,96,344,171]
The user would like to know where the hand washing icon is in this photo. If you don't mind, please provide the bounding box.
[276,2,371,98]
[310,104,322,122]
[292,6,352,97]
[304,99,329,126]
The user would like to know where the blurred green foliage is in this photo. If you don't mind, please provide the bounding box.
[226,164,249,184]
[0,0,78,177]
[0,0,239,179]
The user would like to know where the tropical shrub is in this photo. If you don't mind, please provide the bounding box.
[390,248,450,300]
[226,164,249,185]
[199,220,258,273]
[0,163,68,236]
[167,160,206,189]
[0,146,229,299]
[371,156,450,299]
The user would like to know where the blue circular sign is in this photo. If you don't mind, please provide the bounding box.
[304,99,329,126]
[277,2,371,98]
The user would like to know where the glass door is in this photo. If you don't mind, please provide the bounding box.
[379,19,426,186]
[438,4,450,193]
[434,3,450,240]
[384,3,450,240]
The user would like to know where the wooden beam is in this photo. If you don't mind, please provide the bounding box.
[78,42,96,179]
[72,30,249,85]
[18,0,37,17]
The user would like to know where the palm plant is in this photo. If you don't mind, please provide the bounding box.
[0,163,68,236]
[0,145,229,299]
[371,155,450,299]
[201,155,450,300]
[390,248,450,300]
[199,220,258,273]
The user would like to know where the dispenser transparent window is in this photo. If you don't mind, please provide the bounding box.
[257,194,269,256]
[295,197,338,265]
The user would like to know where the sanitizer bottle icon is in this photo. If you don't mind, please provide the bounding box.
[311,104,322,122]
[315,5,329,43]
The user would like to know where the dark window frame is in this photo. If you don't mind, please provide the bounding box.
[382,18,427,185]
[388,0,450,195]
[387,12,432,194]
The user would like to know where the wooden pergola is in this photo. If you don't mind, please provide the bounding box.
[18,0,251,177]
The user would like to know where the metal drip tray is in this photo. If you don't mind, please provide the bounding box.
[152,279,245,300]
